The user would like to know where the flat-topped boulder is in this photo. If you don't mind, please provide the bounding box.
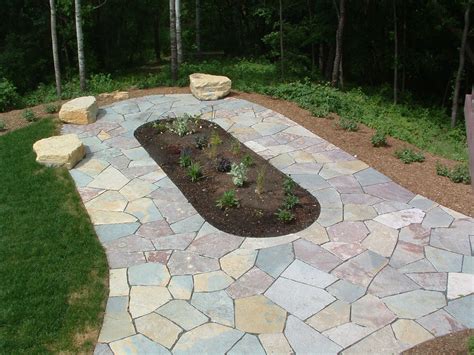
[33,134,85,169]
[59,96,98,125]
[189,73,232,101]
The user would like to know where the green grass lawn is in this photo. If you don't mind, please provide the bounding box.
[0,119,108,353]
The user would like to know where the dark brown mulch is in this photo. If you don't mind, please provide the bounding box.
[135,118,320,238]
[403,329,474,355]
[1,86,472,216]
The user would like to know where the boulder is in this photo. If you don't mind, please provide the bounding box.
[189,73,232,101]
[33,134,85,169]
[59,96,98,125]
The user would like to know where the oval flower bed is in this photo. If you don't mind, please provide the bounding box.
[135,115,320,238]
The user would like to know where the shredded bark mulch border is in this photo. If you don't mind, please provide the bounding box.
[1,86,472,217]
[403,329,474,355]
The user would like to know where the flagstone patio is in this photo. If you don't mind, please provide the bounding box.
[61,94,474,355]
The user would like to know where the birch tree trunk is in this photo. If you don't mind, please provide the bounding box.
[196,0,201,53]
[451,3,470,127]
[74,0,86,91]
[49,0,61,97]
[176,0,183,64]
[170,0,178,83]
[393,0,398,104]
[331,0,345,87]
[279,0,284,78]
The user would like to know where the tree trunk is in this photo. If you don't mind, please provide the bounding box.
[393,0,398,104]
[325,43,335,80]
[169,0,178,83]
[319,43,325,73]
[74,0,86,91]
[401,0,407,93]
[49,0,61,97]
[451,3,470,128]
[176,0,183,64]
[279,0,284,78]
[195,0,201,53]
[331,0,345,87]
[154,5,161,63]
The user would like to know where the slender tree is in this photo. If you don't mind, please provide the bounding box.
[451,2,470,127]
[331,0,345,87]
[49,0,61,97]
[170,0,178,82]
[176,0,183,64]
[279,0,284,78]
[74,0,86,91]
[195,0,201,54]
[393,0,398,104]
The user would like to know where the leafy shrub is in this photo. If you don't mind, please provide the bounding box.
[436,162,471,184]
[217,158,232,172]
[255,167,266,195]
[0,119,6,131]
[283,194,299,210]
[337,118,359,132]
[371,130,387,147]
[275,208,295,223]
[216,190,240,209]
[195,135,208,150]
[44,103,60,114]
[242,153,254,168]
[229,162,248,187]
[0,78,20,112]
[168,115,191,136]
[283,177,296,195]
[89,73,117,93]
[179,148,192,168]
[22,109,37,122]
[395,148,425,164]
[186,162,202,182]
[152,121,167,133]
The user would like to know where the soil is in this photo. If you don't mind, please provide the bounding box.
[403,329,474,355]
[135,118,320,238]
[1,86,472,217]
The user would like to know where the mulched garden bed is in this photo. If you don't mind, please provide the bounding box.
[135,117,320,238]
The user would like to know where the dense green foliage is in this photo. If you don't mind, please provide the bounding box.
[395,148,426,164]
[436,161,471,184]
[0,119,108,353]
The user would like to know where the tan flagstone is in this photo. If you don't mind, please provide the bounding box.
[235,295,287,333]
[220,249,257,279]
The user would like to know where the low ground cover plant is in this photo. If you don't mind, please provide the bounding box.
[44,103,60,114]
[22,109,37,122]
[436,162,471,184]
[0,119,6,131]
[371,130,388,147]
[187,162,202,182]
[395,148,425,164]
[229,162,248,187]
[216,190,239,209]
[275,208,295,223]
[337,118,359,132]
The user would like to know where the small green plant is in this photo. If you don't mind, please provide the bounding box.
[468,336,474,355]
[179,148,192,168]
[195,135,208,150]
[0,77,20,112]
[275,208,295,223]
[436,161,471,184]
[283,177,296,195]
[208,130,223,158]
[0,120,6,131]
[230,139,241,154]
[186,162,202,182]
[337,118,358,132]
[395,148,425,164]
[216,190,240,209]
[168,115,191,136]
[152,121,167,133]
[242,153,254,167]
[371,130,387,147]
[44,103,60,114]
[283,194,299,210]
[22,109,37,122]
[229,162,248,187]
[255,167,266,195]
[217,157,232,172]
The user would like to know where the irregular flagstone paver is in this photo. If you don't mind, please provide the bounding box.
[172,323,243,355]
[228,334,266,355]
[157,300,208,330]
[63,95,474,353]
[191,290,235,326]
[235,295,287,333]
[285,315,342,354]
[383,289,446,319]
[265,277,335,319]
[258,333,293,355]
[306,299,350,332]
